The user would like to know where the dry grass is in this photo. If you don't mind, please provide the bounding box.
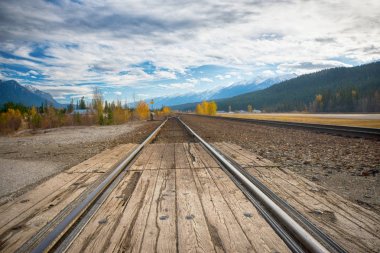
[218,113,380,128]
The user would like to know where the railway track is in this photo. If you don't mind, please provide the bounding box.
[187,114,380,140]
[4,117,357,252]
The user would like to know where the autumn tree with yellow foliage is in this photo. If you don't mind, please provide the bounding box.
[156,106,171,117]
[135,101,150,119]
[161,106,171,115]
[195,101,217,115]
[112,101,132,124]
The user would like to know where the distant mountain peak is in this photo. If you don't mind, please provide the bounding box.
[24,84,39,93]
[0,80,63,108]
[147,74,296,108]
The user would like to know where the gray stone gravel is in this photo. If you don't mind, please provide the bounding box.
[0,158,65,197]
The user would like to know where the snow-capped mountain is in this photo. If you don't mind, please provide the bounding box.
[149,74,296,108]
[0,80,63,108]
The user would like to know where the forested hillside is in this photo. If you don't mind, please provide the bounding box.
[174,62,380,112]
[216,62,380,112]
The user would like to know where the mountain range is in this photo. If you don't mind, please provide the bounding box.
[149,74,296,108]
[2,61,379,113]
[173,61,380,112]
[0,80,62,108]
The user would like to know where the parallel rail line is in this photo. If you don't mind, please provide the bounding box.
[186,114,380,140]
[21,117,346,253]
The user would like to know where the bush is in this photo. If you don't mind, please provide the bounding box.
[0,109,23,134]
[113,107,131,124]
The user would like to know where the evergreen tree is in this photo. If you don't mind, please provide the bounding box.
[79,97,86,109]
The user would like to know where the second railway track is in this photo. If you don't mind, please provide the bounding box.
[2,117,377,252]
[187,114,380,140]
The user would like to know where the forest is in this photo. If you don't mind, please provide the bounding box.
[216,61,380,112]
[172,62,380,113]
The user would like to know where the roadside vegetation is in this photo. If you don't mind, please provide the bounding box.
[0,91,171,135]
[195,101,217,116]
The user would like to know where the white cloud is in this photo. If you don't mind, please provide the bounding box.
[114,91,122,96]
[33,84,94,98]
[155,70,177,79]
[159,82,196,90]
[200,78,213,82]
[0,0,379,100]
[27,70,39,76]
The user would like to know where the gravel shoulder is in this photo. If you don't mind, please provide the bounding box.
[182,115,380,215]
[0,120,161,200]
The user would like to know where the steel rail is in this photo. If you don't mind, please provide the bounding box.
[226,157,347,253]
[178,117,330,253]
[29,119,168,253]
[186,114,380,140]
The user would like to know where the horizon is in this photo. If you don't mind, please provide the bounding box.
[1,0,379,104]
[1,61,377,107]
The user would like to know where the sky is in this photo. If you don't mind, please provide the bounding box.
[0,0,379,104]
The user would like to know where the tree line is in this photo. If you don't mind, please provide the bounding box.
[0,89,171,134]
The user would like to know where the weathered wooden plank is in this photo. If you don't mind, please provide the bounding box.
[192,143,219,168]
[176,168,216,253]
[66,170,143,253]
[192,167,254,252]
[0,174,102,252]
[68,144,164,253]
[108,170,159,252]
[0,144,136,252]
[140,169,177,253]
[188,145,288,252]
[217,142,380,253]
[160,143,175,169]
[247,166,380,253]
[64,148,115,173]
[174,143,191,169]
[183,143,206,169]
[79,144,136,173]
[144,143,166,170]
[128,144,154,171]
[207,167,290,253]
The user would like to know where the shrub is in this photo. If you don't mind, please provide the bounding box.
[113,107,131,124]
[29,107,42,129]
[0,108,23,134]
